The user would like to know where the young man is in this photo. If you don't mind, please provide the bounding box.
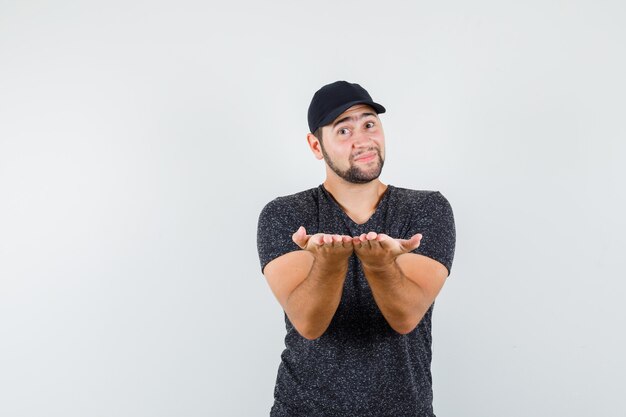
[257,81,456,417]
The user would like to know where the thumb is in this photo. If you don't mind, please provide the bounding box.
[292,226,308,249]
[399,233,422,252]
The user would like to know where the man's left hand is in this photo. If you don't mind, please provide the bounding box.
[353,232,422,270]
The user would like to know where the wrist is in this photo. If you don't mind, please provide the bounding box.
[313,254,350,274]
[361,259,396,273]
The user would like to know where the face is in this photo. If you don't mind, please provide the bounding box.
[314,104,386,184]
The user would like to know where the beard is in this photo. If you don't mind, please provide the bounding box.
[320,144,385,184]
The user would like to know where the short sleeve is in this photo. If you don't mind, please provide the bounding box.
[257,198,302,273]
[411,192,456,275]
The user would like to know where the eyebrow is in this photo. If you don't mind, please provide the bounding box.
[332,112,377,129]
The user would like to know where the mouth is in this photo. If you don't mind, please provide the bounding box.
[353,151,378,163]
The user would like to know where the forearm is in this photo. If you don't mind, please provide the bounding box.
[362,261,430,334]
[285,255,348,340]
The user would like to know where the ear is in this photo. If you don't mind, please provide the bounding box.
[306,133,324,160]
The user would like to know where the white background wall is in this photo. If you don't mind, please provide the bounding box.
[1,1,624,416]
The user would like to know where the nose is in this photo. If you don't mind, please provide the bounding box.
[352,129,371,148]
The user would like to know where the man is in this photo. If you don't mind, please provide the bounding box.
[257,81,456,417]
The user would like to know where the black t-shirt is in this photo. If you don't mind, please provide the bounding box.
[257,185,456,417]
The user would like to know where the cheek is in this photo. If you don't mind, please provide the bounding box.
[344,144,358,158]
[331,141,353,154]
[375,141,386,158]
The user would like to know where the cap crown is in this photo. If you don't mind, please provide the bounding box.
[307,81,386,133]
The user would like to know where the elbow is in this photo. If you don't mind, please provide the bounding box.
[285,308,330,340]
[393,324,417,335]
[300,331,323,341]
[293,320,327,341]
[389,307,430,335]
[390,318,420,335]
[297,326,326,341]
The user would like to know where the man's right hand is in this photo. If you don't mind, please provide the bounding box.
[262,226,353,340]
[292,226,354,264]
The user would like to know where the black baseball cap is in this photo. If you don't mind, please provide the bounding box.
[307,81,386,133]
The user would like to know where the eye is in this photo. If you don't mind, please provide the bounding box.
[365,121,375,129]
[338,128,350,135]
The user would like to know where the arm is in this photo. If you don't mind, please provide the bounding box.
[263,227,353,340]
[353,232,449,334]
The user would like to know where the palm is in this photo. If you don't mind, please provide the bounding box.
[292,227,354,261]
[353,232,422,269]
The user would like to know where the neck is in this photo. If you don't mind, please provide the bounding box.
[323,176,388,224]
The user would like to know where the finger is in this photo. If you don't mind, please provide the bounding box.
[359,236,374,249]
[312,234,326,246]
[366,232,377,240]
[323,234,333,245]
[399,233,423,252]
[332,235,343,248]
[375,233,389,242]
[292,226,308,249]
[367,238,382,250]
[377,233,398,250]
[356,234,369,249]
[341,235,354,249]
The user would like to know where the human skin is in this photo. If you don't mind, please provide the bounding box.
[352,232,437,334]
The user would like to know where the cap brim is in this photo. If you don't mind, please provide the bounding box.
[316,100,386,132]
